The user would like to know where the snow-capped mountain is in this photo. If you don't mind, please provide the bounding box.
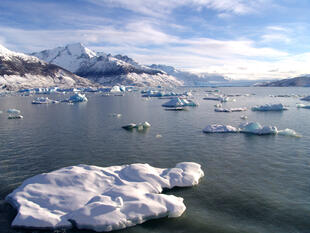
[148,64,230,86]
[257,75,310,87]
[32,43,183,87]
[0,44,95,90]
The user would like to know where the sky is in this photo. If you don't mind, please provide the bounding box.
[1,0,310,80]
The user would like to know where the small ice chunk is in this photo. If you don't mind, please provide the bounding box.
[296,104,310,109]
[8,115,23,119]
[122,123,137,130]
[278,128,301,137]
[156,134,162,138]
[142,121,151,128]
[240,115,248,120]
[203,124,238,133]
[7,109,21,114]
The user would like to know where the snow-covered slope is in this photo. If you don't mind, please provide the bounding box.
[0,44,96,90]
[257,75,310,87]
[32,44,183,87]
[148,64,229,86]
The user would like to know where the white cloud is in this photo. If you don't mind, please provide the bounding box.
[1,22,308,80]
[89,0,268,17]
[261,33,291,43]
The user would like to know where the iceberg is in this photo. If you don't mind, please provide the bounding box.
[32,97,59,104]
[203,124,238,133]
[6,162,204,232]
[300,95,310,101]
[7,108,21,114]
[122,123,137,130]
[251,103,287,111]
[162,97,198,107]
[278,128,301,137]
[240,115,248,120]
[122,122,151,131]
[64,93,88,103]
[296,104,310,109]
[8,115,23,119]
[239,122,278,135]
[214,107,246,112]
[202,122,300,137]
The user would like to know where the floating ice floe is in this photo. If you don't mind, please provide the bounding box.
[214,107,246,112]
[6,162,204,232]
[240,115,248,120]
[203,122,300,137]
[8,115,23,119]
[63,93,88,103]
[162,97,198,107]
[203,95,234,103]
[203,124,238,133]
[7,108,21,114]
[32,97,59,104]
[296,104,310,109]
[251,103,287,111]
[300,95,310,101]
[111,113,122,118]
[239,122,277,135]
[122,121,151,131]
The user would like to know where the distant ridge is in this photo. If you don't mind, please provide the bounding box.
[257,75,310,87]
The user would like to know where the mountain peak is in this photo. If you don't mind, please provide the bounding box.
[65,43,96,59]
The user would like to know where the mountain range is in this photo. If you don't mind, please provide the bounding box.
[0,44,95,90]
[257,75,310,87]
[31,43,183,87]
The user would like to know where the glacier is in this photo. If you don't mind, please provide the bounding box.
[6,162,204,232]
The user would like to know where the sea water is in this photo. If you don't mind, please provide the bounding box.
[0,87,310,233]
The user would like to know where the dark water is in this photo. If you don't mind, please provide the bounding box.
[1,87,310,233]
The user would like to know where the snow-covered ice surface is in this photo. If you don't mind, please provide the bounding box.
[203,122,300,137]
[239,122,278,135]
[203,124,238,133]
[162,97,198,107]
[6,162,204,232]
[251,103,287,111]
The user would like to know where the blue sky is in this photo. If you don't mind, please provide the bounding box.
[1,0,310,79]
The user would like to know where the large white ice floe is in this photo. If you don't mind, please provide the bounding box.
[162,97,198,107]
[6,163,204,232]
[32,97,59,104]
[251,103,287,111]
[214,107,246,112]
[203,124,238,133]
[203,122,300,137]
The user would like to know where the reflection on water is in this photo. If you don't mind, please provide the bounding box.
[0,87,310,233]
